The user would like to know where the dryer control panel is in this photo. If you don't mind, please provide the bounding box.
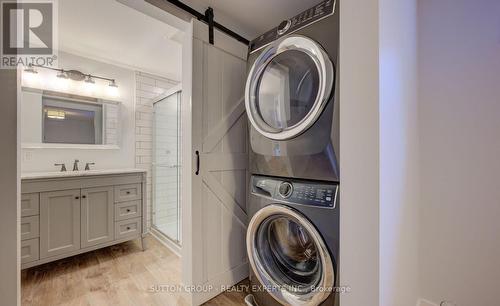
[249,0,336,53]
[252,175,338,208]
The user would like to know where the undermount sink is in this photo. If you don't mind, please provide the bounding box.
[21,168,146,180]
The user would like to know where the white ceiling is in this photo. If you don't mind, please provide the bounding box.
[178,0,324,40]
[59,0,183,81]
[57,0,324,80]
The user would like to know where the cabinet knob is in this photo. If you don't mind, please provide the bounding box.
[126,209,131,212]
[126,191,131,195]
[82,195,86,199]
[126,227,131,230]
[75,196,79,200]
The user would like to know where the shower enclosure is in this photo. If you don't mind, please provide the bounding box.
[152,89,181,245]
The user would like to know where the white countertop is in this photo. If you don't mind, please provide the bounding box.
[21,168,146,180]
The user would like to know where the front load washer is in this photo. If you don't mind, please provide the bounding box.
[245,0,339,182]
[247,175,339,306]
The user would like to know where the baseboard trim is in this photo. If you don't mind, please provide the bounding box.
[418,298,439,306]
[150,227,182,257]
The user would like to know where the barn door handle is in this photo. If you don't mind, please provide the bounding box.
[195,151,200,175]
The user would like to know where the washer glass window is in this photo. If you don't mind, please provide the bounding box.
[255,215,322,294]
[256,50,320,130]
[245,35,334,140]
[247,205,335,305]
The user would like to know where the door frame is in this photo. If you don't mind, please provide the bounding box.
[118,0,194,298]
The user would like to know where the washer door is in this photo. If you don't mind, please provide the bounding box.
[245,35,334,141]
[247,205,334,306]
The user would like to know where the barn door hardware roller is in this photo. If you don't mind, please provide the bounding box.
[205,7,214,45]
[163,0,249,45]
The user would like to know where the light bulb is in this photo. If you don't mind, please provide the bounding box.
[56,71,68,79]
[22,70,39,87]
[83,75,96,94]
[107,80,119,97]
[54,75,69,91]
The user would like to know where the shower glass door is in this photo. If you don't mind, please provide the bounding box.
[152,90,181,244]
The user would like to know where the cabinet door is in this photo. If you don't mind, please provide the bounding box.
[81,186,114,248]
[40,189,81,259]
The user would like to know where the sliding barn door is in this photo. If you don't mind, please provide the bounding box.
[190,20,249,305]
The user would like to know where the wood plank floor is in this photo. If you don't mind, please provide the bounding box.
[22,235,248,306]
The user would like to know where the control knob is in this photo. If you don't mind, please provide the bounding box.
[277,19,291,35]
[278,181,293,198]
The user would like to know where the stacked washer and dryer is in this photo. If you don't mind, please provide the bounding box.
[244,1,339,305]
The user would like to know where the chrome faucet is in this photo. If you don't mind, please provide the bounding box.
[85,162,95,171]
[54,163,67,172]
[73,159,79,171]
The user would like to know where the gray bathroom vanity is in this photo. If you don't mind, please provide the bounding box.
[20,169,147,269]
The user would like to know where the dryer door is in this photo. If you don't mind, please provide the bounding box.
[247,204,334,306]
[245,35,334,141]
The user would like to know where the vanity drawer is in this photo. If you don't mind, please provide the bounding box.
[21,216,39,241]
[21,238,39,264]
[114,200,141,221]
[114,184,142,202]
[115,217,141,239]
[21,193,40,217]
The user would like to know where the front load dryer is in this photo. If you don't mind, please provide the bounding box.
[246,175,339,306]
[245,0,339,182]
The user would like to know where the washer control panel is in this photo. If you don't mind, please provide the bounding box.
[290,182,336,208]
[252,175,338,208]
[249,0,336,53]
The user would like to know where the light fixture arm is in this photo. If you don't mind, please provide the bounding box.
[27,64,117,85]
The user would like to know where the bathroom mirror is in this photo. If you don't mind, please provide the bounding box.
[21,87,121,148]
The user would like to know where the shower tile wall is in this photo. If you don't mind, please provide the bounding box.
[135,71,179,229]
[104,104,119,145]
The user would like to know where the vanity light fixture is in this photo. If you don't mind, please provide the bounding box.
[56,71,69,79]
[24,64,38,74]
[24,64,119,89]
[107,79,119,97]
[83,75,96,93]
[84,75,95,84]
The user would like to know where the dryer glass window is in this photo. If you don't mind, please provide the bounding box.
[256,50,320,130]
[256,215,322,294]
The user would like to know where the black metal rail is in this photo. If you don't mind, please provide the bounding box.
[164,0,249,45]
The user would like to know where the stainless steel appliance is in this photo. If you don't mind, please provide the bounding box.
[245,0,339,182]
[247,175,339,306]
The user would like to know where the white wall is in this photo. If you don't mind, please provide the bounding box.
[19,91,42,143]
[339,1,380,305]
[379,0,419,306]
[418,1,500,305]
[21,52,136,173]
